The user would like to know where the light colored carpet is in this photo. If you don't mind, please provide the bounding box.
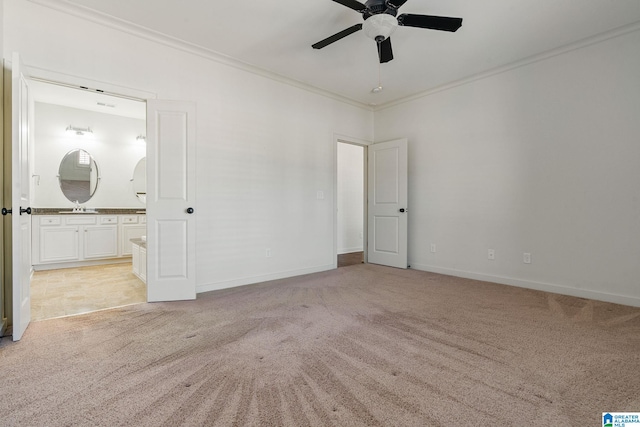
[1,264,639,426]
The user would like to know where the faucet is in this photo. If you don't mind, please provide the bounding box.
[73,201,83,213]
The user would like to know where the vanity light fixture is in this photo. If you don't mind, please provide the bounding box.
[66,125,93,136]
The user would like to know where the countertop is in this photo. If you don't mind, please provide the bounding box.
[130,238,147,249]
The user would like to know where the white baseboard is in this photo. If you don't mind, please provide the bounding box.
[410,263,640,308]
[196,263,335,294]
[33,258,131,271]
[338,247,363,255]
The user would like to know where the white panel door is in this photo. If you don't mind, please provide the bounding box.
[146,100,196,301]
[11,53,32,341]
[367,138,408,269]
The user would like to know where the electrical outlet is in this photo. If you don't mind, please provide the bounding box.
[430,243,436,253]
[523,252,531,264]
[488,249,495,260]
[266,248,272,258]
[316,190,324,200]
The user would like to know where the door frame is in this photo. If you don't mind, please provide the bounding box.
[1,61,6,337]
[333,134,371,268]
[3,63,157,333]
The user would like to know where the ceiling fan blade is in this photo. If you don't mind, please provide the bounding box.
[312,24,363,49]
[377,37,393,63]
[398,14,463,32]
[387,0,408,9]
[331,0,367,12]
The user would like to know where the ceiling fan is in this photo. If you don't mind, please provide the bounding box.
[312,0,463,63]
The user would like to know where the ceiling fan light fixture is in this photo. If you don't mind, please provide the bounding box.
[363,14,398,41]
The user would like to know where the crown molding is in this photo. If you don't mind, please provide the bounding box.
[374,19,640,111]
[27,0,373,111]
[26,1,640,113]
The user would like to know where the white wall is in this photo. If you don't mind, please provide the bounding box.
[33,102,146,208]
[3,0,373,292]
[375,29,640,306]
[337,142,364,254]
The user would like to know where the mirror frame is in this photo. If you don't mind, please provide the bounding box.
[58,148,100,203]
[131,157,146,204]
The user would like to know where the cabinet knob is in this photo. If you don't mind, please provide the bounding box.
[186,207,194,214]
[20,207,32,215]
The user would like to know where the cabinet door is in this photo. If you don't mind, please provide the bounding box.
[132,243,140,275]
[40,226,80,263]
[84,225,118,259]
[140,246,147,282]
[121,224,147,256]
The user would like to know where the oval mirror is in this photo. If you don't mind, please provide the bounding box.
[58,149,99,203]
[132,157,146,204]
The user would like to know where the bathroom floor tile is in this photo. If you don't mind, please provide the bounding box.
[30,263,146,321]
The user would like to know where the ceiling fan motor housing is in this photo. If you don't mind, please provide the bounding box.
[364,0,392,16]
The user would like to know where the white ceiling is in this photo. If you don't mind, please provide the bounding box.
[46,0,640,106]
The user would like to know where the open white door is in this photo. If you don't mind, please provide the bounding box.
[367,138,408,269]
[10,53,32,341]
[146,100,196,301]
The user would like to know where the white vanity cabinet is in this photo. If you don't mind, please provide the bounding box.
[32,214,146,270]
[38,217,81,263]
[84,218,119,259]
[120,215,147,256]
[131,239,147,283]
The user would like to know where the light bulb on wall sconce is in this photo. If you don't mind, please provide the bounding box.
[136,135,146,142]
[66,125,93,136]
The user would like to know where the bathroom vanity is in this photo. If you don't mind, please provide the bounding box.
[30,142,148,270]
[130,237,147,283]
[32,212,146,270]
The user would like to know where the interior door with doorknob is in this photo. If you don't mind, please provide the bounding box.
[146,100,197,301]
[367,138,408,269]
[10,52,33,340]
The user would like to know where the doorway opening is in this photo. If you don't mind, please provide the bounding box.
[28,80,147,321]
[336,140,366,268]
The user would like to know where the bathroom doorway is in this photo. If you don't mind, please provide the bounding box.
[336,140,366,267]
[29,80,147,321]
